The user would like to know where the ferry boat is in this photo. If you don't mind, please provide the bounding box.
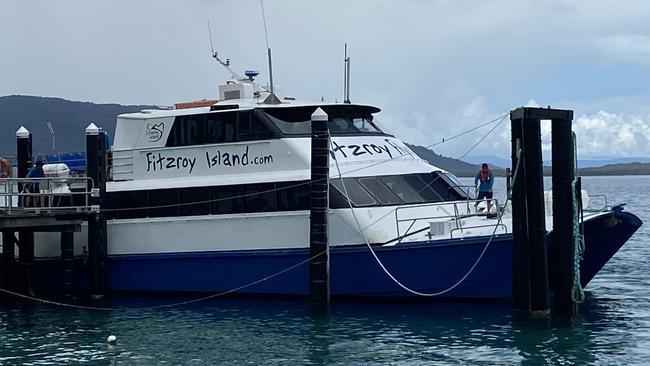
[24,66,642,300]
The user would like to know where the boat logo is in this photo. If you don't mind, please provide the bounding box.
[146,122,164,142]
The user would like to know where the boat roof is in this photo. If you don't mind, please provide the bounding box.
[118,100,382,120]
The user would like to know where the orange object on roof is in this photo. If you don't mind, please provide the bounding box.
[174,99,219,110]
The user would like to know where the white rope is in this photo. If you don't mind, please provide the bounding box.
[331,139,517,297]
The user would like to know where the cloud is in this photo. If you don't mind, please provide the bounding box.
[1,0,650,159]
[574,111,650,157]
[594,34,650,64]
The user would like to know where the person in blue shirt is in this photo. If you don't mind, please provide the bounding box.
[474,163,494,213]
[25,160,45,207]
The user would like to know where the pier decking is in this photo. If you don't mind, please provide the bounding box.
[0,176,96,297]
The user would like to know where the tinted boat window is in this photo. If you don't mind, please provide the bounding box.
[167,110,277,147]
[276,181,310,211]
[238,111,276,142]
[352,118,377,133]
[329,173,470,208]
[149,189,179,217]
[168,115,204,146]
[380,175,425,204]
[206,112,237,144]
[358,177,401,205]
[243,183,276,212]
[260,105,384,136]
[180,187,210,216]
[211,185,243,214]
[403,174,442,202]
[262,108,312,135]
[118,190,148,219]
[419,173,449,200]
[330,178,376,207]
[438,172,474,200]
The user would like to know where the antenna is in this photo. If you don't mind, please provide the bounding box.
[207,20,245,81]
[344,43,351,104]
[46,120,55,156]
[260,0,281,104]
[208,21,215,56]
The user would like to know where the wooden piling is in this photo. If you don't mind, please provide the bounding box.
[60,231,74,299]
[551,115,577,315]
[85,123,108,298]
[16,127,34,296]
[521,118,550,318]
[511,107,576,318]
[1,231,16,290]
[309,108,330,304]
[510,117,530,312]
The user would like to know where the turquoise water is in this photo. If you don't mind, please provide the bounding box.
[0,176,648,365]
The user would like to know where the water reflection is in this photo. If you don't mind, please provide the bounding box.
[0,292,647,365]
[0,176,647,364]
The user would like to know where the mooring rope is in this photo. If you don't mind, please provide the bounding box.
[330,141,522,297]
[0,251,326,311]
[456,114,508,161]
[571,132,585,303]
[0,113,511,306]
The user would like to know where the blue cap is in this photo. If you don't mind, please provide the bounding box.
[35,160,44,166]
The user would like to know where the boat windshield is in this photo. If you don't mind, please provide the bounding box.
[258,105,386,136]
[329,172,471,208]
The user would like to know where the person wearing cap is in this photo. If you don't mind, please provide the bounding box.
[474,163,494,213]
[25,160,45,207]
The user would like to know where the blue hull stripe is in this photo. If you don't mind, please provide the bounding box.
[29,210,642,299]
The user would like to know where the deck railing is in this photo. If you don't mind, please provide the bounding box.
[0,177,96,215]
[393,198,506,243]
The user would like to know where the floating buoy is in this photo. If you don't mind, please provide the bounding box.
[107,335,117,344]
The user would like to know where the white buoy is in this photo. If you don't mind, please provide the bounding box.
[106,335,117,344]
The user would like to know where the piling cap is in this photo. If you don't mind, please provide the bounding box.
[85,123,100,135]
[16,126,30,138]
[311,107,328,122]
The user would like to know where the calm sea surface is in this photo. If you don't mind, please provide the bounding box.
[0,176,648,365]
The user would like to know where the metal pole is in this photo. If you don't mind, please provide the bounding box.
[268,48,274,96]
[309,107,330,303]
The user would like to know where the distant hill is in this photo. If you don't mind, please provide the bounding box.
[466,154,650,169]
[0,95,151,156]
[406,144,505,177]
[577,162,650,176]
[464,155,511,169]
[1,95,647,177]
[577,158,650,168]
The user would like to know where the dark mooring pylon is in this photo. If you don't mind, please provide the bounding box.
[309,107,330,304]
[510,107,578,317]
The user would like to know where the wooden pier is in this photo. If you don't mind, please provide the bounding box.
[0,126,100,299]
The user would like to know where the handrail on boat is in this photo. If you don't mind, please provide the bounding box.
[586,194,609,212]
[393,198,505,244]
[0,176,96,215]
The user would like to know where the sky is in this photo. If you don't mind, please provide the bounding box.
[2,0,650,160]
